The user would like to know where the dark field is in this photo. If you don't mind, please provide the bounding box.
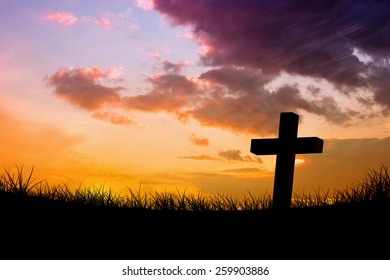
[1,193,389,260]
[1,165,389,260]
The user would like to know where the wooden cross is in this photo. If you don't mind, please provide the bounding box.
[250,112,324,209]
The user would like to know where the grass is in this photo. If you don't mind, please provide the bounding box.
[1,163,390,260]
[1,163,389,211]
[293,163,390,208]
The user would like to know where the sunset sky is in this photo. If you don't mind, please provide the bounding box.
[1,0,390,198]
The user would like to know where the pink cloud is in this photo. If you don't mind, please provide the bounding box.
[128,23,140,30]
[147,53,161,60]
[136,0,155,10]
[177,30,194,40]
[44,12,78,26]
[81,17,115,30]
[44,8,137,31]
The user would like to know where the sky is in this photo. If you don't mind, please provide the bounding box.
[1,0,390,198]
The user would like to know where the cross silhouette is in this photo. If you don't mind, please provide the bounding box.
[250,112,324,209]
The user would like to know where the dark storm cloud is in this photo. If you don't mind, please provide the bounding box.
[370,66,390,111]
[153,0,390,108]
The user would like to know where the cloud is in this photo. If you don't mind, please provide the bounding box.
[220,168,261,174]
[189,67,355,133]
[189,133,209,146]
[47,64,356,133]
[147,53,161,60]
[46,66,197,126]
[122,72,199,115]
[178,154,218,161]
[152,0,390,110]
[218,150,243,161]
[177,30,195,40]
[46,67,123,111]
[128,23,140,30]
[136,0,155,10]
[161,60,188,74]
[81,17,115,30]
[91,111,136,126]
[43,8,137,31]
[218,149,261,163]
[135,65,355,134]
[178,149,261,162]
[44,12,78,26]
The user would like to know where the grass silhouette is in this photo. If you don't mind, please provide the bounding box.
[1,163,389,259]
[1,163,389,210]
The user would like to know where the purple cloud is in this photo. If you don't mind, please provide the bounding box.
[153,0,390,110]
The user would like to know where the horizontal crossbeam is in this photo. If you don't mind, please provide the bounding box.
[250,137,323,155]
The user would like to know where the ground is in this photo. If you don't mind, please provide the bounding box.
[1,194,389,259]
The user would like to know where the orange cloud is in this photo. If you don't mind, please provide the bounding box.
[44,12,78,26]
[218,149,262,163]
[189,133,209,146]
[91,111,136,126]
[179,149,261,163]
[178,154,218,161]
[220,168,261,174]
[47,65,201,124]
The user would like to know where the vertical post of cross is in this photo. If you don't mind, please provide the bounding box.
[273,113,299,210]
[250,112,324,210]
